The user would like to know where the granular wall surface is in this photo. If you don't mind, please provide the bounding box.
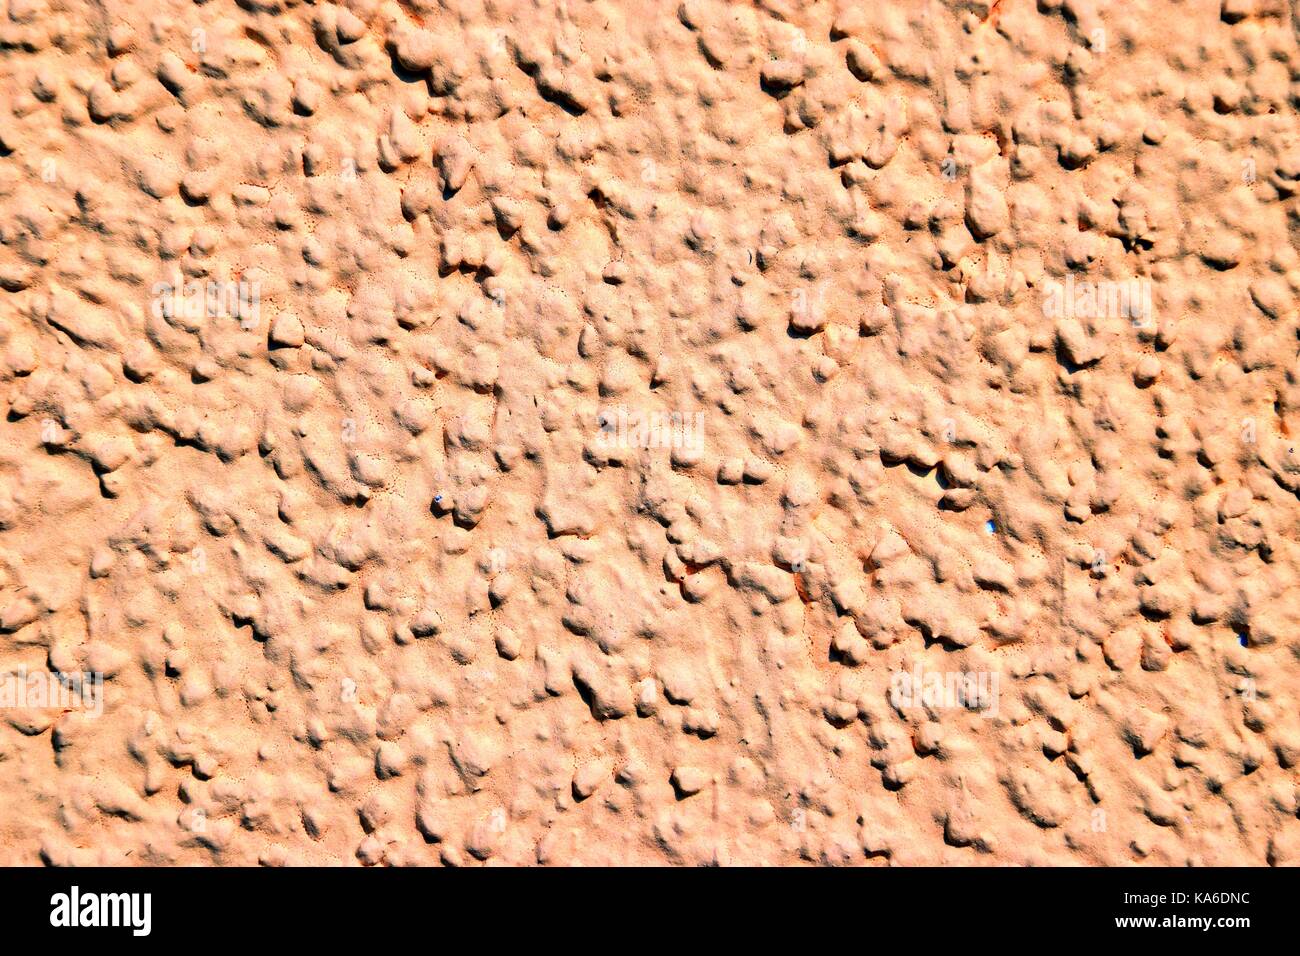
[1,0,1299,866]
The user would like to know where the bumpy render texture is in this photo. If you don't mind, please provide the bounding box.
[1,0,1299,867]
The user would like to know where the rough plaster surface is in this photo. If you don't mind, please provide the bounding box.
[1,0,1300,866]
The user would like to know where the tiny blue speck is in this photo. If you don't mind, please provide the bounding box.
[984,520,997,534]
[434,494,443,503]
[1239,634,1248,648]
